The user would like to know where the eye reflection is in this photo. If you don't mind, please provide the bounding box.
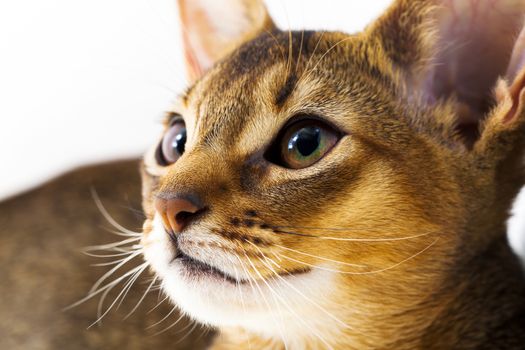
[266,118,340,169]
[157,120,187,166]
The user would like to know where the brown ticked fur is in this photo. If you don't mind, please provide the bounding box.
[139,0,525,349]
[1,1,524,349]
[0,161,213,349]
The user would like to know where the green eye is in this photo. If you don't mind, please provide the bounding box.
[272,119,340,169]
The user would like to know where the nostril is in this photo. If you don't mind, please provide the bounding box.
[174,207,207,232]
[176,211,194,221]
[175,210,196,227]
[155,195,206,234]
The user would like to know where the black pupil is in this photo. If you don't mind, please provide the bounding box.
[172,128,186,155]
[290,127,321,156]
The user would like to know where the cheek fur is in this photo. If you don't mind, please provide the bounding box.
[141,215,340,338]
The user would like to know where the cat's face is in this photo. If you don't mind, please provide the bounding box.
[140,0,525,341]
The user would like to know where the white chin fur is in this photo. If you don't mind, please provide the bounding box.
[142,214,339,339]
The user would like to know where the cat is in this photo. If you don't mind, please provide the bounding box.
[0,160,212,349]
[137,0,525,348]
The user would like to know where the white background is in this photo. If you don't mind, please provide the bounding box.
[0,0,523,254]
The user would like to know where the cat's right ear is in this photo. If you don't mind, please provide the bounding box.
[177,0,275,83]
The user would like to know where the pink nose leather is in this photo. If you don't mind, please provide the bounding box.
[155,197,201,233]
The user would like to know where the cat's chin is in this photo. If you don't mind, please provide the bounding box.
[142,214,337,334]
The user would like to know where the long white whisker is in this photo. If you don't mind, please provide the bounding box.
[244,251,333,349]
[147,294,170,315]
[91,254,142,267]
[115,265,149,311]
[91,187,142,236]
[97,262,147,321]
[302,31,326,78]
[64,263,146,310]
[274,244,368,268]
[89,262,149,328]
[88,250,142,294]
[248,241,353,332]
[175,319,200,344]
[106,228,142,238]
[150,309,186,336]
[243,253,291,350]
[84,237,141,252]
[280,238,440,275]
[228,255,253,350]
[301,37,353,83]
[147,305,178,329]
[275,229,436,242]
[83,251,137,258]
[124,275,158,319]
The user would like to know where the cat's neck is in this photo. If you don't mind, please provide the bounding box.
[416,236,525,349]
[349,236,525,349]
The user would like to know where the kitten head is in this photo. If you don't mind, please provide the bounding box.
[141,0,525,344]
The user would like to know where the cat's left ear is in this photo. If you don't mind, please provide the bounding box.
[367,0,525,151]
[476,25,525,159]
[177,0,275,82]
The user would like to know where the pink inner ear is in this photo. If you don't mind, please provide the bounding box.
[508,25,525,82]
[419,0,525,127]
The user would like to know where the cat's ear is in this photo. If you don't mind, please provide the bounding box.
[367,0,525,147]
[177,0,275,82]
[477,25,525,159]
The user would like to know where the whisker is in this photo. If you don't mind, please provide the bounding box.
[105,228,142,238]
[242,253,290,350]
[91,254,142,267]
[295,28,305,73]
[246,252,334,349]
[83,251,137,258]
[124,275,158,319]
[274,244,368,268]
[84,237,142,252]
[112,270,144,314]
[147,294,170,315]
[228,255,253,350]
[88,250,143,294]
[279,238,440,275]
[150,284,164,292]
[273,227,437,242]
[97,267,145,319]
[90,188,142,237]
[150,310,186,336]
[263,28,286,61]
[85,246,140,255]
[303,31,326,76]
[115,268,148,312]
[147,305,178,330]
[89,263,148,328]
[65,263,147,310]
[279,0,293,78]
[175,319,200,344]
[194,325,214,345]
[301,37,353,84]
[248,241,354,332]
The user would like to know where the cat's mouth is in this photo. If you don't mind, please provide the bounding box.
[172,249,243,284]
[167,231,311,284]
[168,232,247,284]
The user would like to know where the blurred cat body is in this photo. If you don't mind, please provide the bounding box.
[140,0,525,349]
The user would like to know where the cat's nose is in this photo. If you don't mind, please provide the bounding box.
[154,196,204,233]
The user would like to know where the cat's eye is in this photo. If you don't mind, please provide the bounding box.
[267,118,340,169]
[156,119,187,166]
